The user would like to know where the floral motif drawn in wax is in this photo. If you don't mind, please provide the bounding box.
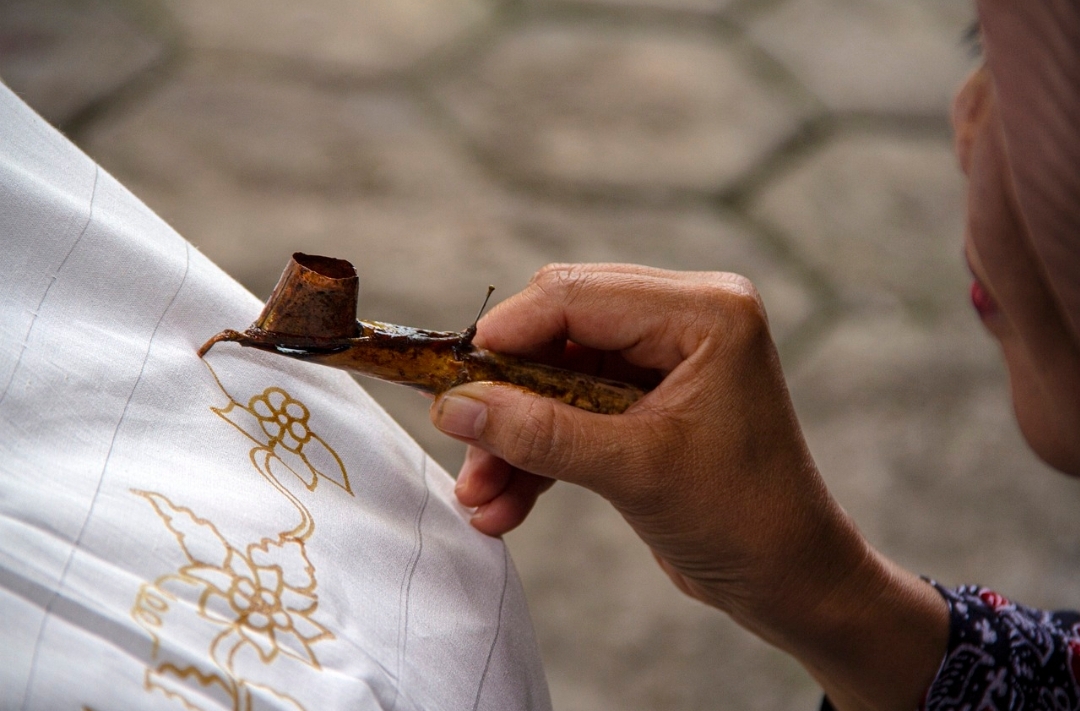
[130,362,352,711]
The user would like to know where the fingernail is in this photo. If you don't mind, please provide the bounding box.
[471,504,488,523]
[435,394,488,440]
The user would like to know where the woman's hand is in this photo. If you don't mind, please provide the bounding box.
[433,263,844,612]
[430,263,947,711]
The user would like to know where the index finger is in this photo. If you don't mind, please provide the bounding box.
[474,263,761,374]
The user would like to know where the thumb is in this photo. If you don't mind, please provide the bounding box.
[431,381,654,492]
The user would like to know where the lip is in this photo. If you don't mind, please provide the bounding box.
[970,278,998,319]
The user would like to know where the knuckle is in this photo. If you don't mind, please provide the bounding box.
[695,272,770,340]
[698,272,761,307]
[530,263,594,307]
[530,263,577,291]
[722,273,762,304]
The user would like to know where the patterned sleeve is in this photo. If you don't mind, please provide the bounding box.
[922,583,1080,710]
[820,584,1080,711]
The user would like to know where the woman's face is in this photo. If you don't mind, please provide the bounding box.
[952,66,1080,475]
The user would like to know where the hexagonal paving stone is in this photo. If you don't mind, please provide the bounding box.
[789,310,1001,422]
[742,0,978,115]
[748,131,967,319]
[82,63,492,205]
[0,0,168,127]
[436,23,810,195]
[163,0,495,76]
[79,62,499,298]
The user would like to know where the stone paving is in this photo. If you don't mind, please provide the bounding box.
[6,1,1080,709]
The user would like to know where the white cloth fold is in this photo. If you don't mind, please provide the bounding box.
[0,82,549,711]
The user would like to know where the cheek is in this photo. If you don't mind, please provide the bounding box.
[962,95,1052,345]
[964,116,1018,288]
[1005,349,1080,476]
[961,89,1080,475]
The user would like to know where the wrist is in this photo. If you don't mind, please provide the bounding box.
[801,555,947,711]
[731,508,948,710]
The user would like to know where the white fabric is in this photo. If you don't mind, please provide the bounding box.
[0,82,550,711]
